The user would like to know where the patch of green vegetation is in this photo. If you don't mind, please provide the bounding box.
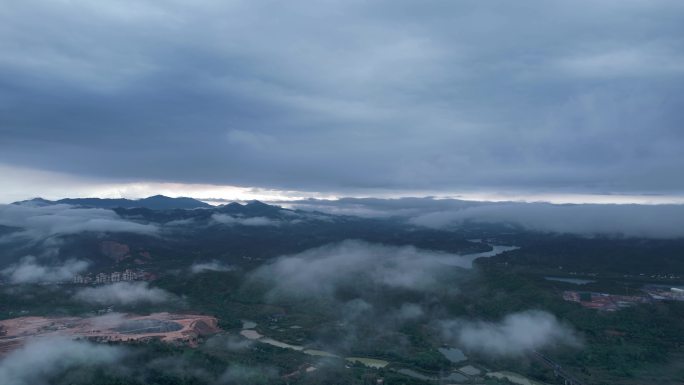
[3,240,684,385]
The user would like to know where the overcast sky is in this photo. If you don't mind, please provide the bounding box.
[1,1,683,202]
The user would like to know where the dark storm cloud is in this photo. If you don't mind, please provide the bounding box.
[1,1,683,194]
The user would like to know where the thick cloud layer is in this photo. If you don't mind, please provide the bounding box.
[0,337,126,385]
[250,240,478,299]
[1,255,88,283]
[440,310,580,357]
[292,198,684,238]
[1,1,683,196]
[73,282,174,305]
[410,202,684,238]
[212,214,280,227]
[0,204,159,243]
[288,197,483,218]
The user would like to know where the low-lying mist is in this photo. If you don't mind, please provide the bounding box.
[247,240,475,301]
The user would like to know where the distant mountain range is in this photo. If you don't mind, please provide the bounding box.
[13,195,212,210]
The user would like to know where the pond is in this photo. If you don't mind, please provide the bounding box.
[438,347,467,363]
[115,319,182,334]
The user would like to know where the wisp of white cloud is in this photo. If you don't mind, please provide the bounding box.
[73,282,174,305]
[0,204,159,243]
[212,214,280,226]
[440,310,580,357]
[1,255,89,284]
[190,260,235,274]
[0,337,126,385]
[250,240,478,299]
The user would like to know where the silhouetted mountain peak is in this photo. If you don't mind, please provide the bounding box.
[145,194,168,199]
[12,197,54,207]
[214,200,283,217]
[245,200,269,207]
[11,195,211,210]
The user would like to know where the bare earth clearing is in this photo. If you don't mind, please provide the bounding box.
[0,312,220,354]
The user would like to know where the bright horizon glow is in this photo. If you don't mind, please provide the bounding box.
[2,164,684,206]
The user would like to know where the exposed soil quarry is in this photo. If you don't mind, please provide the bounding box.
[0,312,220,354]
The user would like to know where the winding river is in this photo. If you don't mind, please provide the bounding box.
[239,321,390,368]
[239,244,518,370]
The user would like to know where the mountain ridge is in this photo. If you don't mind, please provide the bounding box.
[13,195,212,210]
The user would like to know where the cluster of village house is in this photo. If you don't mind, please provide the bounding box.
[72,269,147,284]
